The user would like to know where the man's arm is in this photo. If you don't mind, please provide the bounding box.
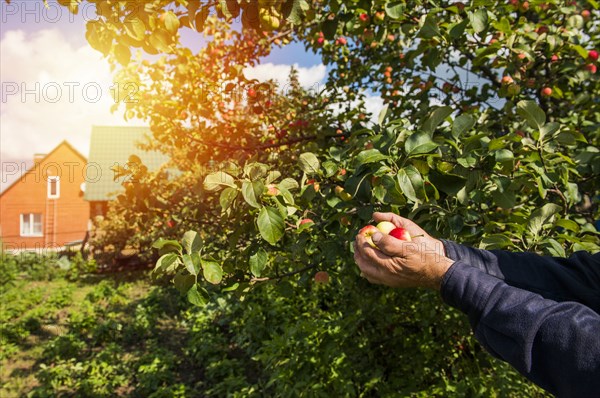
[354,214,600,397]
[442,240,600,313]
[441,260,600,398]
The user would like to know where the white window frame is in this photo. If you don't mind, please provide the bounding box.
[20,213,43,237]
[48,176,60,199]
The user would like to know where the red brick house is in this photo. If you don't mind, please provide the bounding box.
[0,141,89,251]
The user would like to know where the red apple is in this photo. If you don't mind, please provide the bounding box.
[585,63,597,74]
[501,75,514,85]
[317,37,325,45]
[247,88,257,98]
[541,87,553,97]
[359,13,369,22]
[551,54,559,62]
[336,37,347,45]
[359,225,380,248]
[588,50,599,61]
[389,227,412,241]
[374,11,385,22]
[314,271,329,284]
[581,10,591,20]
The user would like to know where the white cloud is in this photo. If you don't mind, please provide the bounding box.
[1,28,143,191]
[243,62,327,92]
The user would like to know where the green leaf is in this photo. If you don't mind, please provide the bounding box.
[298,152,320,175]
[149,29,171,53]
[517,100,546,130]
[378,104,389,125]
[249,248,268,277]
[556,219,580,232]
[321,18,338,40]
[545,239,566,257]
[282,0,304,24]
[495,149,514,162]
[152,238,182,254]
[405,132,439,156]
[397,168,418,203]
[452,114,475,139]
[219,187,238,211]
[182,231,202,255]
[242,180,264,208]
[419,14,440,39]
[258,206,285,245]
[163,11,180,34]
[124,17,146,41]
[202,259,223,285]
[527,203,562,237]
[114,44,131,66]
[354,149,388,166]
[429,172,466,195]
[479,234,514,250]
[470,9,488,33]
[422,106,452,134]
[182,254,194,276]
[154,253,180,275]
[173,272,195,293]
[204,171,236,191]
[279,178,299,190]
[385,2,405,19]
[187,284,208,307]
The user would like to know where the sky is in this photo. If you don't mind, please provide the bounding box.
[1,1,382,191]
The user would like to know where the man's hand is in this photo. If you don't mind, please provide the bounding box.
[353,212,454,290]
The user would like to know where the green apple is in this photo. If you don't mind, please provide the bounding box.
[376,221,396,235]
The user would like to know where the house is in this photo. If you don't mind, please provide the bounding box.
[84,126,170,218]
[0,141,88,251]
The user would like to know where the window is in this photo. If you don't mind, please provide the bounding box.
[20,214,43,237]
[48,176,60,198]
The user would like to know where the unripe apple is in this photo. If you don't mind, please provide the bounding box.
[299,218,314,226]
[334,186,352,201]
[376,221,396,235]
[359,225,380,248]
[389,227,412,241]
[541,87,552,97]
[314,271,330,284]
[581,10,591,20]
[374,11,385,22]
[501,75,514,85]
[585,63,597,74]
[266,184,279,196]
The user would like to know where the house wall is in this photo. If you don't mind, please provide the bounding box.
[0,143,88,251]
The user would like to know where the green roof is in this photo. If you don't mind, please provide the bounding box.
[84,126,170,201]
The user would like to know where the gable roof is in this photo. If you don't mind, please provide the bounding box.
[0,140,87,197]
[84,126,170,202]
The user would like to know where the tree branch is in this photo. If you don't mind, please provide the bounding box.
[250,263,318,283]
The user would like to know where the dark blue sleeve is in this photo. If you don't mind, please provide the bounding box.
[441,261,600,398]
[442,240,600,313]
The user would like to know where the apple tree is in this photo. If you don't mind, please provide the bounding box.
[71,0,599,297]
